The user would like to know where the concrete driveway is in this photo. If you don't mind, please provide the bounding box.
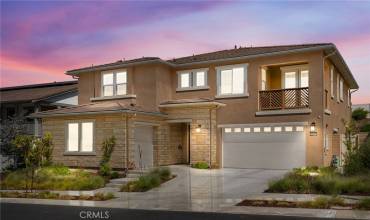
[108,165,287,211]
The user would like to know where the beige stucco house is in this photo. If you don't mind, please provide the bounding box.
[32,43,358,170]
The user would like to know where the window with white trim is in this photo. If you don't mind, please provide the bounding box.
[336,73,340,102]
[217,64,248,95]
[67,122,94,152]
[330,66,334,98]
[224,128,232,133]
[102,70,127,96]
[178,69,207,89]
[339,78,344,101]
[243,127,251,132]
[234,128,241,133]
[281,65,309,89]
[347,89,351,107]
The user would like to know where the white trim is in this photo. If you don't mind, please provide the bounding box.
[90,94,136,101]
[216,63,249,97]
[65,120,96,154]
[176,68,209,90]
[101,69,127,97]
[324,109,332,115]
[330,66,334,98]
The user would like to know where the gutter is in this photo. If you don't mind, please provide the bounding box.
[29,109,167,118]
[66,59,175,76]
[172,45,334,67]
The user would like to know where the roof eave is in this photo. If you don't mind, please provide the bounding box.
[159,102,226,108]
[29,109,167,118]
[65,59,175,76]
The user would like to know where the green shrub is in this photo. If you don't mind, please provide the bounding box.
[352,108,368,121]
[39,164,70,176]
[309,197,330,209]
[99,136,116,177]
[312,177,338,195]
[110,171,119,179]
[359,138,370,170]
[1,167,105,190]
[360,124,370,132]
[191,162,209,169]
[121,168,173,192]
[357,198,370,210]
[99,163,112,177]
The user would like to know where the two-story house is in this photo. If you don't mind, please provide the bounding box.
[32,43,358,170]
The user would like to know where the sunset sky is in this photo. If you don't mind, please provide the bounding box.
[1,1,369,104]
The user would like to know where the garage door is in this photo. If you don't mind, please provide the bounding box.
[223,125,305,169]
[134,125,153,169]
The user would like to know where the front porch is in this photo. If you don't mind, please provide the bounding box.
[258,64,310,112]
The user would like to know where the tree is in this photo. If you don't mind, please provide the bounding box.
[352,108,368,121]
[342,119,363,175]
[0,117,27,168]
[12,133,54,192]
[99,136,116,177]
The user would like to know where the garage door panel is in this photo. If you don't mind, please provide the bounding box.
[224,133,303,143]
[223,129,305,169]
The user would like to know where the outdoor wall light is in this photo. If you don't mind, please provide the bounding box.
[310,122,317,136]
[195,124,201,133]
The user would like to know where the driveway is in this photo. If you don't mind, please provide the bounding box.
[1,165,286,212]
[105,165,287,211]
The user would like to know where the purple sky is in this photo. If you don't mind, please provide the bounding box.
[1,1,369,104]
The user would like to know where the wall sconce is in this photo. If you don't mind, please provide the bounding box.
[310,122,317,136]
[195,124,201,133]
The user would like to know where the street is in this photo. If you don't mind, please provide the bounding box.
[0,202,354,220]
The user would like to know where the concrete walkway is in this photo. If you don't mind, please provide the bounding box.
[1,165,370,219]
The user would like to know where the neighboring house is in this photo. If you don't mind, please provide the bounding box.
[0,81,78,136]
[31,43,358,170]
[352,103,370,119]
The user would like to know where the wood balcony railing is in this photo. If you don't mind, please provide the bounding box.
[259,87,309,111]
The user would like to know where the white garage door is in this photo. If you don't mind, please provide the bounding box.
[223,126,305,169]
[134,125,153,169]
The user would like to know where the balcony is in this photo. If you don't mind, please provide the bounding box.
[259,87,309,111]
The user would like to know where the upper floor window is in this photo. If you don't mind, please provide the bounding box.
[339,78,344,101]
[330,66,334,98]
[102,70,127,97]
[67,121,94,153]
[336,73,340,102]
[217,64,248,96]
[177,68,208,90]
[281,65,309,89]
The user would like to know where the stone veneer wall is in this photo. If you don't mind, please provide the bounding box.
[161,106,217,167]
[42,114,128,169]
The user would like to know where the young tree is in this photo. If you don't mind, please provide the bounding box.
[99,136,116,177]
[342,119,363,175]
[12,133,54,192]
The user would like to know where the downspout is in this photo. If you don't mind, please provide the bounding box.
[125,114,129,169]
[322,50,336,166]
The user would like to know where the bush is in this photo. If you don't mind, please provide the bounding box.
[1,167,105,190]
[99,136,116,177]
[121,167,173,192]
[352,108,368,121]
[360,124,370,132]
[110,171,119,179]
[191,162,209,169]
[357,198,370,210]
[359,138,370,170]
[99,163,112,177]
[267,167,370,195]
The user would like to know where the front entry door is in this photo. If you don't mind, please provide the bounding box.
[134,125,153,169]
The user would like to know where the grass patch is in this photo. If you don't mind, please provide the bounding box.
[237,196,370,210]
[191,162,209,169]
[0,191,114,201]
[1,165,105,191]
[121,167,175,192]
[266,167,370,195]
